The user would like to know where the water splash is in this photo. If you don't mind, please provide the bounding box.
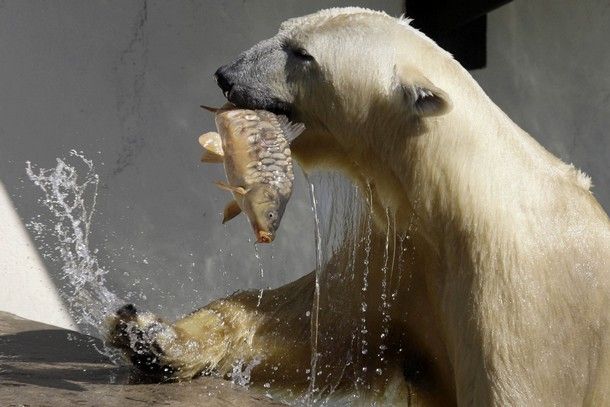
[25,150,122,337]
[230,357,262,387]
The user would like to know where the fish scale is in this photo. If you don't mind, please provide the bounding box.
[240,113,294,196]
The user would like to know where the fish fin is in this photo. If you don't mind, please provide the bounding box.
[199,132,224,162]
[200,105,220,113]
[214,181,247,195]
[201,103,237,113]
[222,200,242,224]
[201,151,224,163]
[276,116,306,142]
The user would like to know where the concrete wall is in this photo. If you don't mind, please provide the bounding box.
[0,1,403,329]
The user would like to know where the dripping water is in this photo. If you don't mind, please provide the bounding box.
[376,207,393,376]
[298,169,418,406]
[300,172,385,405]
[253,243,265,307]
[359,183,374,364]
[306,174,323,400]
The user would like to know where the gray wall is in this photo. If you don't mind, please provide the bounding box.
[472,0,610,212]
[0,1,403,328]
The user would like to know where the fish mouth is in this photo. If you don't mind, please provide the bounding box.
[256,230,274,244]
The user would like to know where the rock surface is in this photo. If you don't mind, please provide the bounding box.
[0,311,284,406]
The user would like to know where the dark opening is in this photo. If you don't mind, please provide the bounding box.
[404,0,513,70]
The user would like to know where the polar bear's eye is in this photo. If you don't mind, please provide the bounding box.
[281,40,315,63]
[291,47,315,62]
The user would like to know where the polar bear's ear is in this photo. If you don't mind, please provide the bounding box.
[396,66,452,117]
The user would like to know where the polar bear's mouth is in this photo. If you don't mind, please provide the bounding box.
[214,74,292,117]
[225,89,292,118]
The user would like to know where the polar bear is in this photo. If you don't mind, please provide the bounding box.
[107,7,610,406]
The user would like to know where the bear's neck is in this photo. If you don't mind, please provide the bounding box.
[361,74,598,404]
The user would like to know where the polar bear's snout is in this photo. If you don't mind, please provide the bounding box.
[214,37,293,116]
[213,66,233,100]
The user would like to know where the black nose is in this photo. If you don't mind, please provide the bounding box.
[214,66,233,97]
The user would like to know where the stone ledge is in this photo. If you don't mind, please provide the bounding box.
[0,311,284,406]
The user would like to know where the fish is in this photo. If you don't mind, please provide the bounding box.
[199,104,305,243]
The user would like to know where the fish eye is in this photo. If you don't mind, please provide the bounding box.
[268,212,275,219]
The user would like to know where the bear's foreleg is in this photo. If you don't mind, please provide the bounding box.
[106,272,314,386]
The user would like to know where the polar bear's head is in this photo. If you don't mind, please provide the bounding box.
[214,7,453,146]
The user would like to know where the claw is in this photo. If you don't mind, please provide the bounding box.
[116,303,137,318]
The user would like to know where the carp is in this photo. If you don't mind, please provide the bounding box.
[199,105,305,243]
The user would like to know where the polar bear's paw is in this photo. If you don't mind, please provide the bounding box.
[106,304,178,380]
